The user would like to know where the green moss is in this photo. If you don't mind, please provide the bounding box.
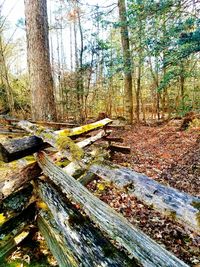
[102,243,115,257]
[196,212,200,227]
[42,132,54,140]
[169,210,177,220]
[67,121,107,136]
[58,129,70,136]
[24,155,35,164]
[56,134,84,160]
[35,126,46,135]
[0,164,8,173]
[0,259,51,267]
[55,159,70,168]
[191,201,200,210]
[188,200,200,227]
[196,211,200,227]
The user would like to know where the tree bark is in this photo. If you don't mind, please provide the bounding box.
[118,0,133,124]
[24,0,57,121]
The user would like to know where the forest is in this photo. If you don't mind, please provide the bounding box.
[0,0,199,122]
[0,0,199,267]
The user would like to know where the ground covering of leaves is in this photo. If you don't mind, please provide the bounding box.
[2,230,58,267]
[87,120,200,266]
[112,121,200,196]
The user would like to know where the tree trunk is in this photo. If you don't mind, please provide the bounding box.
[118,0,133,124]
[180,66,185,105]
[24,0,57,121]
[136,65,141,123]
[135,14,143,123]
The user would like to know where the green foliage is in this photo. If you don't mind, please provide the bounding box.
[0,84,7,110]
[158,68,180,91]
[189,118,200,129]
[176,96,193,117]
[11,75,30,112]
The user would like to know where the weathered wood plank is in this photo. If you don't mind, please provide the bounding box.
[36,152,189,267]
[18,119,112,162]
[0,124,25,132]
[75,129,110,148]
[108,144,131,154]
[37,180,135,267]
[103,136,124,143]
[62,130,110,176]
[0,116,78,128]
[0,162,41,203]
[57,118,112,136]
[31,121,78,129]
[38,212,77,267]
[89,162,200,234]
[0,130,25,136]
[77,171,97,186]
[0,203,36,259]
[0,184,33,215]
[106,125,125,130]
[18,118,112,139]
[0,203,36,236]
[0,136,46,162]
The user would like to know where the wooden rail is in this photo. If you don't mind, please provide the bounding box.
[0,118,198,266]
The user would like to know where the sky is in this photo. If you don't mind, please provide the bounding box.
[1,0,115,29]
[0,0,116,74]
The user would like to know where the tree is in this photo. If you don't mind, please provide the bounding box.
[0,9,15,115]
[0,35,15,114]
[24,0,57,121]
[118,0,133,124]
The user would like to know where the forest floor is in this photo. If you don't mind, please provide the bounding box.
[1,120,200,266]
[88,120,200,266]
[112,120,200,197]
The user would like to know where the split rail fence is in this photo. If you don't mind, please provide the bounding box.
[0,117,199,267]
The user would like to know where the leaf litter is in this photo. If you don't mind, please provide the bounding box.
[87,122,200,266]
